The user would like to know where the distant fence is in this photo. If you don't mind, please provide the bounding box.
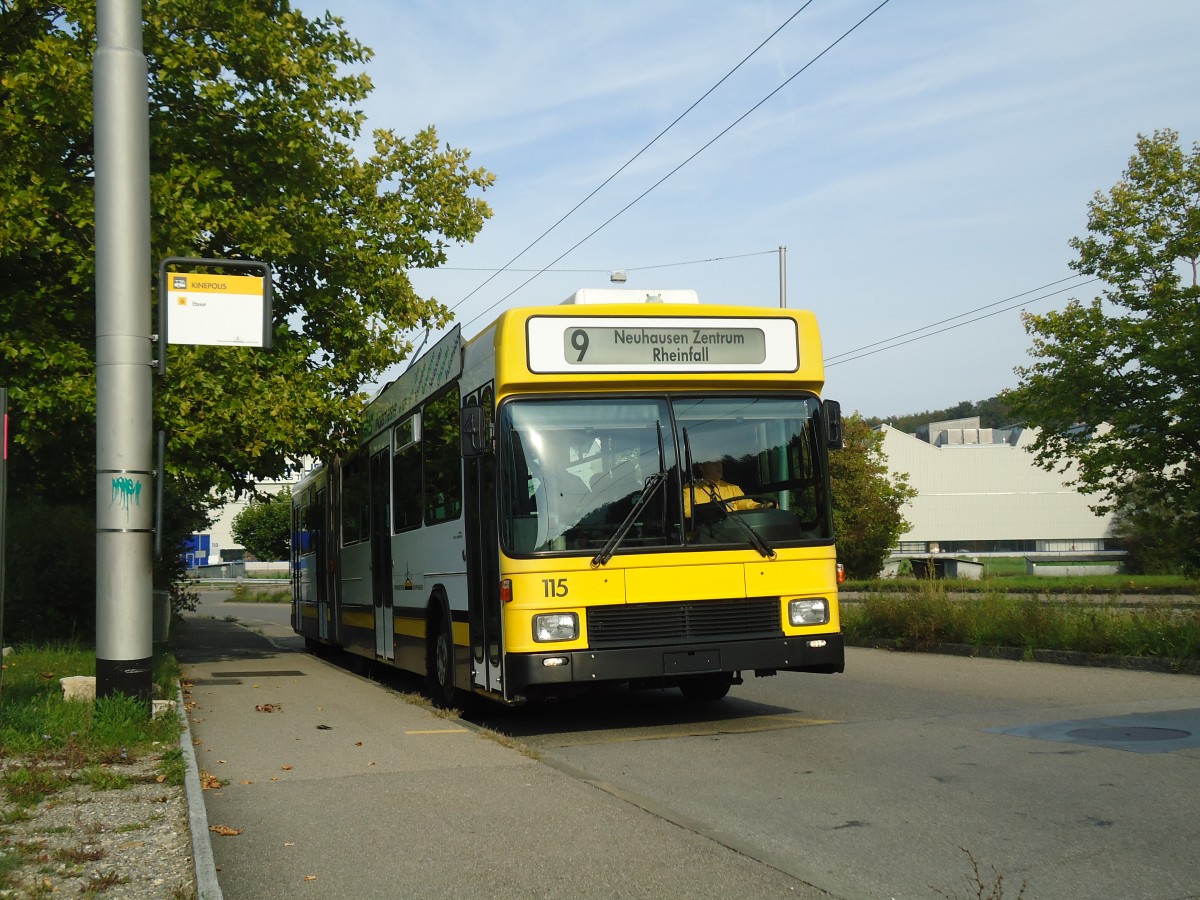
[187,560,289,580]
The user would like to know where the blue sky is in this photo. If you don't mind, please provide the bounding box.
[297,0,1198,418]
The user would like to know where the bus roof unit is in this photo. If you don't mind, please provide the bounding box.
[561,288,700,305]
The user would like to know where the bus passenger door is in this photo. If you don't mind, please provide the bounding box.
[464,389,502,694]
[369,449,394,660]
[313,486,331,642]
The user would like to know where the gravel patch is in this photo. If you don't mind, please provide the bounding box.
[0,753,194,898]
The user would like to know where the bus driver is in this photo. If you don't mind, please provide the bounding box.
[685,458,773,516]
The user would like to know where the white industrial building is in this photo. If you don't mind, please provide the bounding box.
[186,460,314,566]
[879,417,1116,560]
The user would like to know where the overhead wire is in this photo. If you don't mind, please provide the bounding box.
[824,274,1089,362]
[434,248,777,275]
[447,3,815,315]
[462,0,895,329]
[824,275,1101,368]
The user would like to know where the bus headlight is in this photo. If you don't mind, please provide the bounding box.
[789,598,829,626]
[533,613,579,642]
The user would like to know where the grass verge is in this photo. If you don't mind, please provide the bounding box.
[0,644,183,779]
[843,582,1200,666]
[1,645,188,894]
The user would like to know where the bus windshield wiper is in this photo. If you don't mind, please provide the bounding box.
[712,494,777,560]
[591,470,667,568]
[592,422,668,568]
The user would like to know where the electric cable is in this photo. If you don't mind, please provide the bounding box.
[825,276,1101,368]
[462,0,895,329]
[824,274,1091,361]
[448,4,815,314]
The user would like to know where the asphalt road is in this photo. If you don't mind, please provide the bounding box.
[202,595,1200,899]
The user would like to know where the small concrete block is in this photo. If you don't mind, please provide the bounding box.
[152,699,177,719]
[60,675,97,702]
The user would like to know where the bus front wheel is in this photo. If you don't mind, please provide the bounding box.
[678,672,733,702]
[428,617,457,709]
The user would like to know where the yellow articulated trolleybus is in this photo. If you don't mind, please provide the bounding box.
[292,288,845,706]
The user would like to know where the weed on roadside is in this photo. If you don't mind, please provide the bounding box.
[932,847,1026,899]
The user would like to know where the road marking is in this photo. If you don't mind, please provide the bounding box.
[405,728,469,735]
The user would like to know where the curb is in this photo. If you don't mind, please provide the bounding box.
[176,684,223,900]
[850,640,1200,675]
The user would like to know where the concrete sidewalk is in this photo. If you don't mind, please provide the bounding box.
[175,612,828,899]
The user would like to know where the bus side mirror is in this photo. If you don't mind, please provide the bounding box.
[824,399,843,450]
[460,405,485,458]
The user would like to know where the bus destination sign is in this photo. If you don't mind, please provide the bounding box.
[527,316,798,374]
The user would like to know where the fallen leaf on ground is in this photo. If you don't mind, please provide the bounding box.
[199,771,222,790]
[280,764,294,771]
[304,875,317,881]
[255,703,280,712]
[210,825,243,836]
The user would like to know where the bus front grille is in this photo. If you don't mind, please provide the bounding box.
[587,598,782,648]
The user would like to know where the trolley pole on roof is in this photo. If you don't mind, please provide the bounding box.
[94,0,154,706]
[778,245,787,308]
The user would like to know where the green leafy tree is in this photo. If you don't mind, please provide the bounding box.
[0,0,492,638]
[1002,130,1199,573]
[1109,479,1196,576]
[232,489,292,561]
[830,415,916,579]
[0,0,493,503]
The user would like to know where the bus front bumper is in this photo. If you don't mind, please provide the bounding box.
[505,634,844,694]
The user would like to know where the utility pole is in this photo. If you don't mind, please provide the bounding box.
[0,388,7,699]
[94,0,154,705]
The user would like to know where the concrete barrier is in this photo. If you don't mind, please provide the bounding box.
[1025,559,1123,577]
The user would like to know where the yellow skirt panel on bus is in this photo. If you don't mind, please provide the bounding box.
[392,615,425,639]
[341,608,373,630]
[625,562,744,603]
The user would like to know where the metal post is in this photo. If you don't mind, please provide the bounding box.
[0,388,8,698]
[94,0,154,705]
[778,245,787,308]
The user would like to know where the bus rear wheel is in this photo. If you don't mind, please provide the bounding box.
[678,672,733,702]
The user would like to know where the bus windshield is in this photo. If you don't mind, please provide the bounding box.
[499,395,832,556]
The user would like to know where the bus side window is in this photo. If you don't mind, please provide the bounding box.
[341,455,370,545]
[423,388,463,525]
[393,416,421,531]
